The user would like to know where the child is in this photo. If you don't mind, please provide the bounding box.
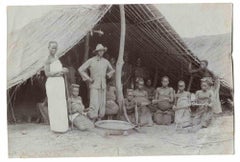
[173,81,191,129]
[152,76,174,125]
[144,78,155,101]
[68,84,94,131]
[144,78,157,113]
[133,79,153,127]
[193,79,213,128]
[105,81,119,119]
[121,89,138,124]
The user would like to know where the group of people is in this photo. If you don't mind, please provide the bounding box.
[44,41,222,133]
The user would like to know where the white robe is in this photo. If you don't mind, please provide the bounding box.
[45,60,69,132]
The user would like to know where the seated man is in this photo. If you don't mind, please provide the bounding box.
[120,89,138,124]
[68,84,94,131]
[105,81,119,120]
[133,79,153,127]
[152,76,175,125]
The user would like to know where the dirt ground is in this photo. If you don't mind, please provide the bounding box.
[8,114,234,157]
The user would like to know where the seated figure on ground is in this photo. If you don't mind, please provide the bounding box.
[173,80,192,130]
[133,79,153,127]
[152,76,174,125]
[144,78,155,101]
[68,84,94,131]
[144,78,157,113]
[192,79,213,129]
[120,89,138,124]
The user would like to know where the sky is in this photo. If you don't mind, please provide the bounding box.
[156,3,232,37]
[8,4,232,38]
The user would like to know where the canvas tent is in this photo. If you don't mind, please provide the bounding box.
[7,4,232,99]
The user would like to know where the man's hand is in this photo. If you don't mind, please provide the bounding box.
[172,105,177,110]
[164,98,170,102]
[62,67,69,74]
[88,78,94,84]
[106,73,112,79]
[203,103,208,107]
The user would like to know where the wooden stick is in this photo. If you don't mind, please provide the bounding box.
[116,5,131,123]
[83,32,90,104]
[187,75,194,92]
[7,90,16,123]
[64,74,73,130]
[83,32,90,62]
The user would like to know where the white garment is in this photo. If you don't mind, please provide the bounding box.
[45,60,69,132]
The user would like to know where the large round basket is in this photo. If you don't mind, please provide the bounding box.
[95,120,135,131]
[158,101,172,111]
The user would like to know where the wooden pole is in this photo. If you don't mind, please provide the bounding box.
[83,32,90,62]
[187,75,193,92]
[116,5,131,123]
[7,90,16,123]
[83,32,90,106]
[64,74,73,130]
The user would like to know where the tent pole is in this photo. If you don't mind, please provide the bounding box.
[83,32,90,62]
[83,32,90,106]
[116,5,131,123]
[187,75,193,92]
[64,74,73,130]
[7,90,16,123]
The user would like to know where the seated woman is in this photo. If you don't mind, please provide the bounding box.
[68,84,94,131]
[133,79,153,127]
[152,76,174,125]
[173,81,192,130]
[105,81,119,120]
[193,79,213,128]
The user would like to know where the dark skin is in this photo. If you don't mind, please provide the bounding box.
[188,61,215,79]
[146,79,152,87]
[153,77,174,103]
[188,61,207,73]
[199,82,213,107]
[125,92,139,126]
[44,42,68,77]
[173,82,190,110]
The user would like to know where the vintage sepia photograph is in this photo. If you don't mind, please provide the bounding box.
[7,4,233,157]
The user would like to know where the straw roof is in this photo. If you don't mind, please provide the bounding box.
[7,5,110,89]
[7,4,232,96]
[184,34,232,87]
[99,4,231,95]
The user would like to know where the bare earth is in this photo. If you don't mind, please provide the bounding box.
[8,115,233,157]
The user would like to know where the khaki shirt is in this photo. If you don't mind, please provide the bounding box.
[78,56,115,89]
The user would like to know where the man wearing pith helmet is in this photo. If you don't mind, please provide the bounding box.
[78,44,115,121]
